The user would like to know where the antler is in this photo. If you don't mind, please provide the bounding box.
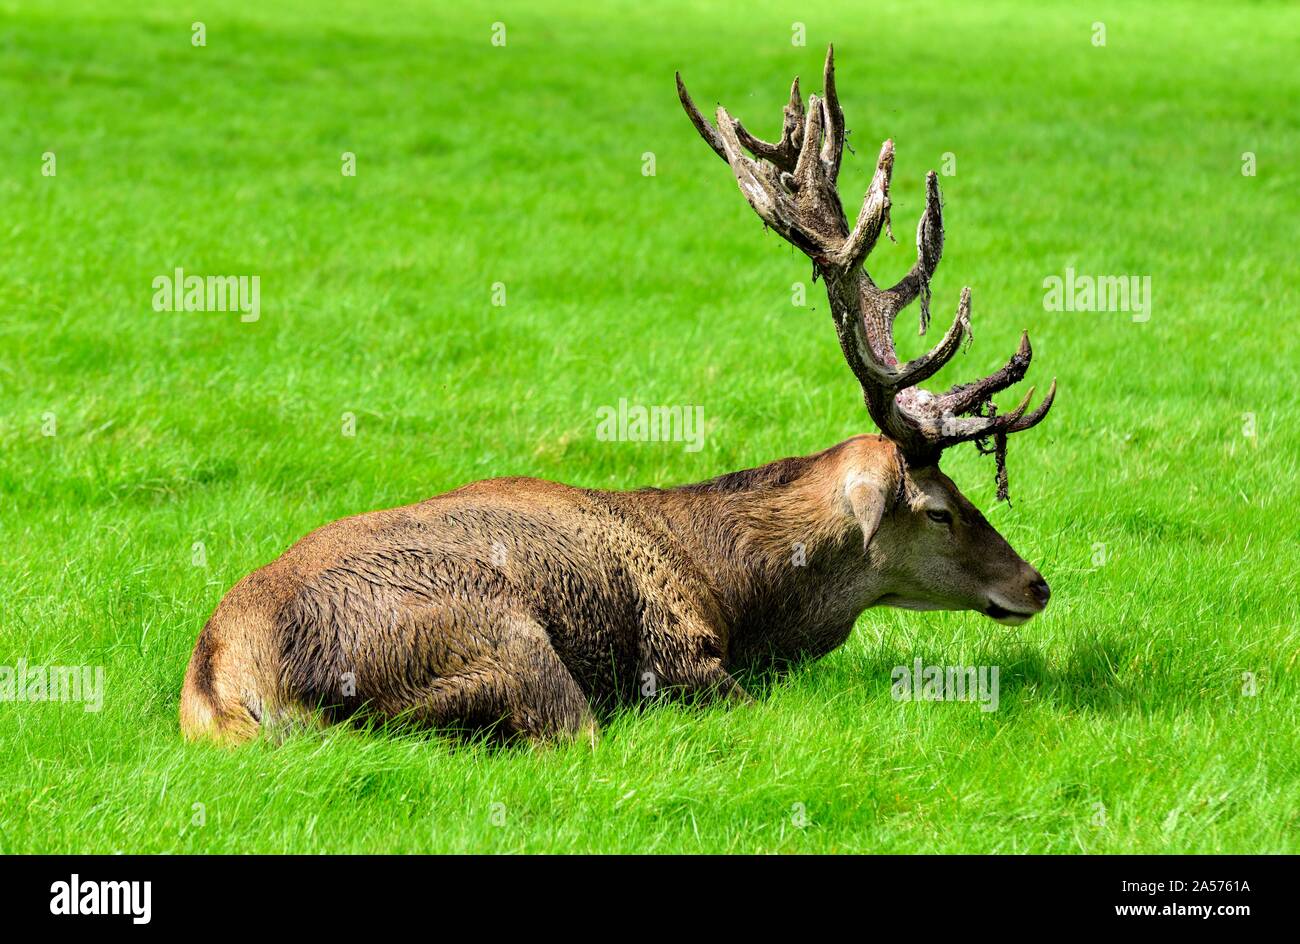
[678,46,1054,493]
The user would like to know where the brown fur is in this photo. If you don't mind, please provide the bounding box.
[180,436,1048,744]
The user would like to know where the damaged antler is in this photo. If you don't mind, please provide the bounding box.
[678,45,1054,495]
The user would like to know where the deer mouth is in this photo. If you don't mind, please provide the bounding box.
[984,600,1035,625]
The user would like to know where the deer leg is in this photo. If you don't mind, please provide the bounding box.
[639,606,753,707]
[397,612,597,745]
[502,629,599,745]
[668,658,754,707]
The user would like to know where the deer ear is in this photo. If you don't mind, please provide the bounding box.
[844,457,903,550]
[845,474,889,550]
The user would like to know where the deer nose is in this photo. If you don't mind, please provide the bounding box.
[1029,577,1051,608]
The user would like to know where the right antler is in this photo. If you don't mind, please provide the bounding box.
[677,46,1054,494]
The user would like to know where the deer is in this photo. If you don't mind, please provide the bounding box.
[180,47,1055,746]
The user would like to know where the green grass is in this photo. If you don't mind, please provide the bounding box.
[2,0,1298,853]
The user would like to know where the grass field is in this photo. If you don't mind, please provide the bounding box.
[2,0,1298,854]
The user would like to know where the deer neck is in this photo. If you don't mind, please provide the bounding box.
[654,445,887,655]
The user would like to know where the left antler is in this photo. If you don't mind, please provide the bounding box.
[677,45,1054,496]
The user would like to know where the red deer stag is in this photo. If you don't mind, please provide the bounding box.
[180,47,1054,745]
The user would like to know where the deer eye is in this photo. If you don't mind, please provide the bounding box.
[926,510,953,524]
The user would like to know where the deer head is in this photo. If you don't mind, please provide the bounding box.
[678,47,1056,624]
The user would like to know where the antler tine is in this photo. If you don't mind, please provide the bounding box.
[829,139,894,272]
[893,286,972,389]
[939,330,1032,415]
[885,170,945,334]
[1008,378,1056,432]
[937,384,1037,445]
[792,92,826,183]
[675,72,727,162]
[820,44,846,182]
[732,77,805,172]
